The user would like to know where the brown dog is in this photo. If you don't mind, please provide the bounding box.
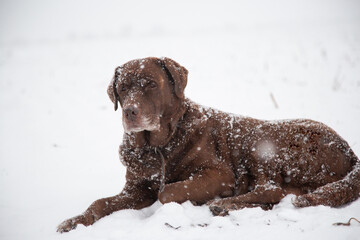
[57,57,360,233]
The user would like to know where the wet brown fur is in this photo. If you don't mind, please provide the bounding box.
[57,57,360,232]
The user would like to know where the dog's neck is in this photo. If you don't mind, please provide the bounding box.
[127,100,187,149]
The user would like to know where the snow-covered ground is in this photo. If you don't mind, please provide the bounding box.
[1,0,360,239]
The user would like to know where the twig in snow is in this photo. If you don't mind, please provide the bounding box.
[197,223,209,227]
[333,217,360,226]
[165,222,181,230]
[270,92,279,109]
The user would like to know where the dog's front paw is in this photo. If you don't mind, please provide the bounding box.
[56,213,93,233]
[292,194,322,208]
[57,217,78,233]
[208,199,272,216]
[207,200,238,216]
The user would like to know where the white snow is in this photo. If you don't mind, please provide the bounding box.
[1,0,360,240]
[255,140,277,161]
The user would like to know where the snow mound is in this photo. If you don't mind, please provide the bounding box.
[58,196,360,240]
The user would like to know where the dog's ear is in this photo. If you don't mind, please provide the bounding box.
[107,67,121,111]
[161,57,188,99]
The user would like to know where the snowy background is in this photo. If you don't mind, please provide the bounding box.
[1,0,360,239]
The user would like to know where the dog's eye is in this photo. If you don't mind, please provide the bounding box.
[148,81,157,89]
[120,85,127,91]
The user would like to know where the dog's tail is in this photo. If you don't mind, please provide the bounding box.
[293,147,360,208]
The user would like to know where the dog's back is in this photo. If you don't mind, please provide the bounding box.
[193,101,360,208]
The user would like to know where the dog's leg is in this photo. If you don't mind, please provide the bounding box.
[57,180,156,233]
[208,185,284,216]
[293,176,360,208]
[208,202,273,216]
[158,168,235,205]
[208,174,285,216]
[293,157,360,208]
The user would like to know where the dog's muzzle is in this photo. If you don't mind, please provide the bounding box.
[124,105,139,122]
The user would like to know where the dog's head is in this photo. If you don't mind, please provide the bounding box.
[107,57,188,133]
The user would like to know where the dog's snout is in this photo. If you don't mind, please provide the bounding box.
[124,105,139,121]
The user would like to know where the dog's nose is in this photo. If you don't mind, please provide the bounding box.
[124,105,139,121]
